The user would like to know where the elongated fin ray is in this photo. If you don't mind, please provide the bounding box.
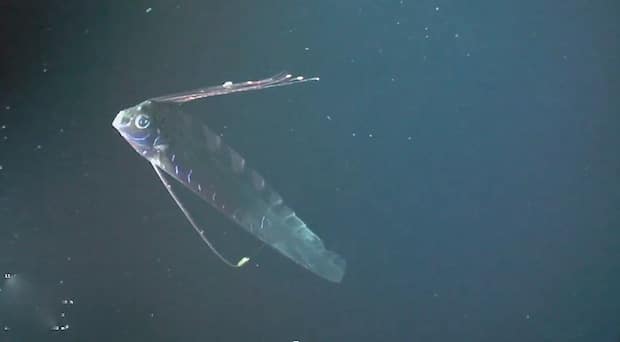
[151,162,249,268]
[150,72,319,104]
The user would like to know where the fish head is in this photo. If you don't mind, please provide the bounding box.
[112,100,164,157]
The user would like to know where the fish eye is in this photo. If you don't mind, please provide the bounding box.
[135,114,150,129]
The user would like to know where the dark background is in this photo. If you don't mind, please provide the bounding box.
[1,1,619,341]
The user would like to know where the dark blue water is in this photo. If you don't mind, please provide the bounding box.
[1,1,619,341]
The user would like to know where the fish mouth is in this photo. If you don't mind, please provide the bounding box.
[112,110,131,130]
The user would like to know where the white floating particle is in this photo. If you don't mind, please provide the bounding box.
[304,47,310,51]
[352,132,356,137]
[145,7,152,13]
[435,6,439,11]
[407,136,412,141]
[454,33,459,38]
[326,115,332,120]
[4,106,9,110]
[35,144,43,150]
[368,133,373,138]
[43,68,48,73]
[0,165,4,171]
[1,124,5,129]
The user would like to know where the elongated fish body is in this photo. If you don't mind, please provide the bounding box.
[113,74,345,282]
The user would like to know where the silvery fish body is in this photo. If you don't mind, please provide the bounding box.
[112,73,346,283]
